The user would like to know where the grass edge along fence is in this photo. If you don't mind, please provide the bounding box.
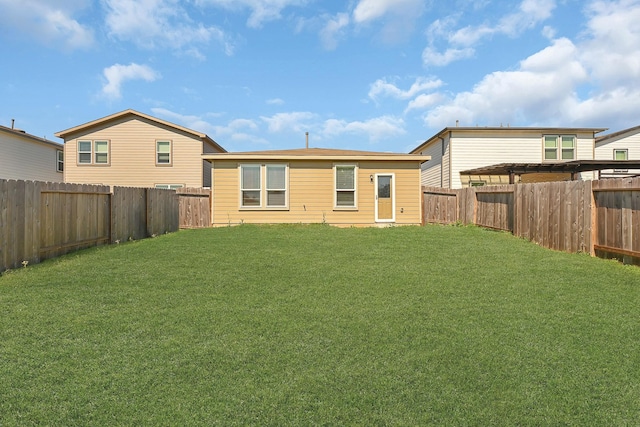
[423,177,640,265]
[1,180,211,273]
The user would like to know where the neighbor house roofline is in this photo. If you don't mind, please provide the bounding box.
[595,124,640,144]
[54,109,226,153]
[409,126,608,154]
[203,147,430,162]
[0,124,63,149]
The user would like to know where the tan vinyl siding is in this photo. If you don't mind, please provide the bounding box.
[63,116,213,187]
[0,131,63,182]
[211,160,422,227]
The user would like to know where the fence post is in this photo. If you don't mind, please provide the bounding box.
[588,180,596,256]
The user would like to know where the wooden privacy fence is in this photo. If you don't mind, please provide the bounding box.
[176,187,211,229]
[423,177,640,265]
[1,180,211,273]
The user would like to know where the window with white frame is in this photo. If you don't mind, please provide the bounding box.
[78,140,109,164]
[266,164,287,207]
[156,141,171,165]
[614,149,628,160]
[78,140,92,164]
[239,164,288,209]
[544,135,575,161]
[240,164,262,207]
[155,184,184,190]
[334,164,357,208]
[94,140,109,164]
[56,150,64,172]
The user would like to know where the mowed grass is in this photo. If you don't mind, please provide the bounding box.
[1,224,640,426]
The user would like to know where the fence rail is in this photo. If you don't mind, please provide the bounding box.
[423,177,640,265]
[1,180,211,273]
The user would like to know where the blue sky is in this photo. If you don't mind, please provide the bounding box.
[1,0,640,153]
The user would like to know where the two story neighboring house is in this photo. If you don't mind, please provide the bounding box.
[595,125,640,178]
[55,109,226,188]
[410,126,606,189]
[0,122,64,182]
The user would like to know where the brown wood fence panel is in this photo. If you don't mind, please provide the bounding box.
[111,187,147,242]
[146,188,179,236]
[475,185,515,232]
[458,188,476,225]
[177,188,211,229]
[2,180,186,273]
[39,182,111,259]
[0,179,40,270]
[592,177,640,264]
[422,188,458,224]
[423,180,594,256]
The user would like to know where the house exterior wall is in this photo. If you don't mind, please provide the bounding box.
[595,130,640,177]
[63,116,211,188]
[0,130,63,182]
[211,159,423,226]
[451,130,596,189]
[418,136,447,187]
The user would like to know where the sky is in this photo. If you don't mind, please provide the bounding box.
[1,0,640,153]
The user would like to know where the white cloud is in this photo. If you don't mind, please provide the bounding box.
[0,0,94,50]
[405,93,445,113]
[352,0,423,24]
[424,37,587,128]
[261,112,318,133]
[423,0,640,131]
[266,98,285,105]
[352,0,425,43]
[104,0,234,55]
[196,0,307,28]
[424,0,556,67]
[422,46,475,67]
[368,77,443,101]
[319,13,350,50]
[101,63,160,100]
[322,116,406,141]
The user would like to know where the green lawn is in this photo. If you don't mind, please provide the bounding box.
[1,224,640,426]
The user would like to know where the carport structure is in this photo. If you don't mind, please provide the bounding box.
[461,160,640,184]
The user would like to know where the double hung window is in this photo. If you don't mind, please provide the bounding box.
[544,135,575,161]
[156,141,171,165]
[77,140,109,165]
[240,164,288,209]
[56,150,64,172]
[334,164,357,208]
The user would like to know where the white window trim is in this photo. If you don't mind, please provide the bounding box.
[155,184,184,190]
[56,150,64,173]
[265,164,289,209]
[78,140,92,164]
[239,163,290,210]
[543,135,576,162]
[94,140,109,164]
[333,164,358,210]
[156,140,172,166]
[614,149,628,160]
[77,139,110,165]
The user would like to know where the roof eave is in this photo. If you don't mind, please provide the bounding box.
[202,154,431,162]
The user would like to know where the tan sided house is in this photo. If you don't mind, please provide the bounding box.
[55,109,226,188]
[203,148,430,227]
[1,122,64,182]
